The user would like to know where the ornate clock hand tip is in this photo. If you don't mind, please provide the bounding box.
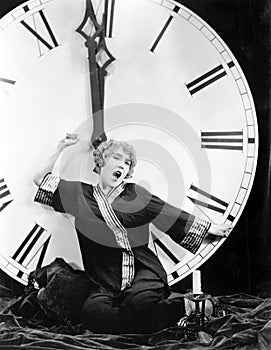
[91,134,107,149]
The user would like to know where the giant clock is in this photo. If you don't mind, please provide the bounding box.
[0,0,258,287]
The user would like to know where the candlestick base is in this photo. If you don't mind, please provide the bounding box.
[182,292,212,340]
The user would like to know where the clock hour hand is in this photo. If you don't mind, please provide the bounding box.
[76,0,115,149]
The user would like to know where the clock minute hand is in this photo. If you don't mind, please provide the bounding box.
[76,0,115,149]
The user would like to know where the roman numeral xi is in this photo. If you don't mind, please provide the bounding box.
[21,6,58,54]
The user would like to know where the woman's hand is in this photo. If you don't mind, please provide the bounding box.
[33,133,80,187]
[208,223,232,238]
[57,133,79,152]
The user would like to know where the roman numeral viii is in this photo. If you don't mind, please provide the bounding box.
[21,6,58,55]
[0,178,13,212]
[201,131,243,151]
[11,223,51,279]
[186,62,235,95]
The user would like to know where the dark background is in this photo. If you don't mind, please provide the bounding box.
[0,0,270,297]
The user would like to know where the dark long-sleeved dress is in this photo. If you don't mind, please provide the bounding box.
[35,174,210,333]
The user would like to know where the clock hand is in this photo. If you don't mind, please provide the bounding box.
[76,0,115,149]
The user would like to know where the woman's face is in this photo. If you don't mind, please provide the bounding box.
[99,147,131,188]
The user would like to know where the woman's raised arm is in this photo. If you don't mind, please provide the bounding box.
[33,134,79,186]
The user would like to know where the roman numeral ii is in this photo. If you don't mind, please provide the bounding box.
[186,62,235,95]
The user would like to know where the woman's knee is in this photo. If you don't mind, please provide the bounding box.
[81,293,120,332]
[122,289,162,315]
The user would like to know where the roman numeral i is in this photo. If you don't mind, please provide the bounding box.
[150,5,180,52]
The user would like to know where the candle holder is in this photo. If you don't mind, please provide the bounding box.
[182,292,212,340]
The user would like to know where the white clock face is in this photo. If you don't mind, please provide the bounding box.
[0,0,258,286]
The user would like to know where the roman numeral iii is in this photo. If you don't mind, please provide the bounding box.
[201,131,243,151]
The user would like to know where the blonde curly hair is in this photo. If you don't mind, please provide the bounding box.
[93,140,137,179]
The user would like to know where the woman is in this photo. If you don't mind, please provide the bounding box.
[33,135,231,333]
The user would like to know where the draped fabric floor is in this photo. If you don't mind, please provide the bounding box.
[0,285,270,350]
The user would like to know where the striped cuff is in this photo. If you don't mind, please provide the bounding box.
[180,218,211,254]
[34,173,60,206]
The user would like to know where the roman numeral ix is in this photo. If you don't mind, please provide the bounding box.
[0,178,13,212]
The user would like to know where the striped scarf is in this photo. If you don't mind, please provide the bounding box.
[93,182,135,291]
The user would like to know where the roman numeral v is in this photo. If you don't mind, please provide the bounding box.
[150,231,180,265]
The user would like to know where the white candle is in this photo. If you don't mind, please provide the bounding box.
[193,270,202,294]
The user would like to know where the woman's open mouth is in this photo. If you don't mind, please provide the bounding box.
[113,171,122,180]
